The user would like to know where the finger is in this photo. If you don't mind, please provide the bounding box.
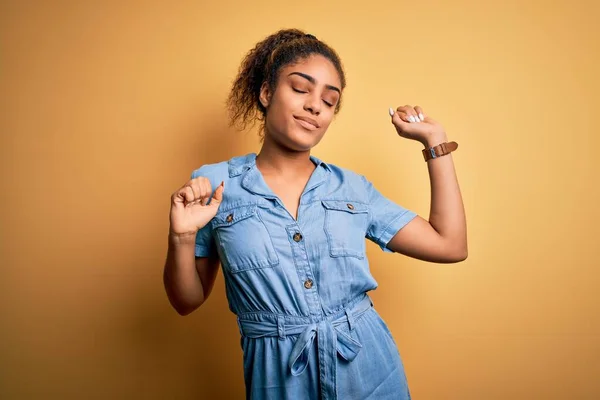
[189,177,209,205]
[396,105,418,123]
[399,112,413,123]
[405,105,418,122]
[200,181,210,199]
[182,186,195,203]
[184,178,201,199]
[172,190,185,205]
[389,107,412,123]
[414,105,425,121]
[188,183,199,200]
[209,181,225,207]
[199,179,212,205]
[174,187,192,205]
[390,109,411,131]
[189,197,203,206]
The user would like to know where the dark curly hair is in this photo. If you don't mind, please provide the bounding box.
[226,28,346,138]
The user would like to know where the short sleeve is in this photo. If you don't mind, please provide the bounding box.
[362,175,418,253]
[194,224,216,258]
[190,167,217,258]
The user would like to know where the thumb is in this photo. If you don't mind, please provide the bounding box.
[388,107,409,130]
[209,181,224,207]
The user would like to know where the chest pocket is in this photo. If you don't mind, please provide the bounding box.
[211,204,279,273]
[322,200,369,259]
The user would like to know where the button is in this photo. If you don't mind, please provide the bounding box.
[226,213,233,222]
[347,203,354,210]
[293,232,303,242]
[304,279,313,289]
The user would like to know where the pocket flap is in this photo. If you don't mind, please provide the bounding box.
[212,204,258,228]
[321,200,368,214]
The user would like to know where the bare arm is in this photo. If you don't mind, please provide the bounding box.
[163,174,224,314]
[386,105,467,263]
[163,232,220,315]
[387,143,467,262]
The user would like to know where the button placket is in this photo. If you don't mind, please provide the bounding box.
[286,225,321,317]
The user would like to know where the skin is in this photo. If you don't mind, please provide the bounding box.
[163,54,467,315]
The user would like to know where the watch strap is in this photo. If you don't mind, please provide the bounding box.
[422,141,458,161]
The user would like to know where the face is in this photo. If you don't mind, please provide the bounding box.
[259,54,342,151]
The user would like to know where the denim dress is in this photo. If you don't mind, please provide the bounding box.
[192,153,417,400]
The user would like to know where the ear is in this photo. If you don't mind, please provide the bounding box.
[259,81,271,109]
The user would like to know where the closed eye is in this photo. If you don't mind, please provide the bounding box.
[293,88,334,107]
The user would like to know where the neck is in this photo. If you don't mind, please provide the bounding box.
[256,135,315,179]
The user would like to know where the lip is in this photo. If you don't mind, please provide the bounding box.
[294,115,319,130]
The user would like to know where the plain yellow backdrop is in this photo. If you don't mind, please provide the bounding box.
[1,0,598,399]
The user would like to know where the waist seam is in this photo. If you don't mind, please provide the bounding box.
[237,293,373,339]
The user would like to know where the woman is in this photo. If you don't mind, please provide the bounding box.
[163,28,467,400]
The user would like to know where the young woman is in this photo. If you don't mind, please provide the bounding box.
[164,28,467,400]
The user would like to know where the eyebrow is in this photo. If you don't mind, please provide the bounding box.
[287,72,341,94]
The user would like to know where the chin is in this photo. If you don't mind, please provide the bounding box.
[285,139,315,152]
[286,128,322,150]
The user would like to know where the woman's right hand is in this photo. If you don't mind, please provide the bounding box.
[169,177,224,237]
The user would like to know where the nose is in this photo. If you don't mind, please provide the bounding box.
[304,92,321,115]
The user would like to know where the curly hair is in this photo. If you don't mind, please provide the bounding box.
[226,28,346,138]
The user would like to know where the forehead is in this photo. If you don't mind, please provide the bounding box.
[280,54,342,89]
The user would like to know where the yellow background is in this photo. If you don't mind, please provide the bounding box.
[1,0,598,398]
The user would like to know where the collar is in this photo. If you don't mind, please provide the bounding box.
[228,152,331,178]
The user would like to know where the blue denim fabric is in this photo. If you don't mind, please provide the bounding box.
[192,153,417,399]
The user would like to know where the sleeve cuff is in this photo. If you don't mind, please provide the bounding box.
[194,244,213,258]
[377,210,418,253]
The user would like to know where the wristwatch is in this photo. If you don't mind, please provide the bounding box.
[422,141,458,161]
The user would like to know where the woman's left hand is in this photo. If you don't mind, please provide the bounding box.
[389,105,447,146]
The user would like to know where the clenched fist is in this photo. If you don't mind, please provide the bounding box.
[389,104,447,146]
[169,177,224,237]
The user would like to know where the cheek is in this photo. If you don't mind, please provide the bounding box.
[265,101,284,124]
[268,93,294,120]
[265,106,294,135]
[320,112,335,129]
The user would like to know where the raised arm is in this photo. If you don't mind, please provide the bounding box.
[385,105,467,263]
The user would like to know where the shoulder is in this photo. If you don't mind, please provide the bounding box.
[320,158,368,188]
[190,160,228,186]
[190,153,255,186]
